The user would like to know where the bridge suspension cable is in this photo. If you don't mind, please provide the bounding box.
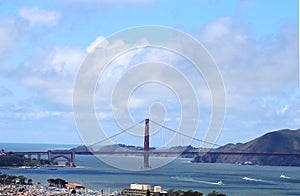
[88,120,144,147]
[150,120,222,148]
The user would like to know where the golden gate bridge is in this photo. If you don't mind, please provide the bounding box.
[12,119,300,167]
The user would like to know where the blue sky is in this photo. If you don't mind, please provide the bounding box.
[0,0,299,147]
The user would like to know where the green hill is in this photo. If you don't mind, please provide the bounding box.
[192,129,300,166]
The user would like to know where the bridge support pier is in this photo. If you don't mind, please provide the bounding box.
[70,151,75,167]
[37,153,41,160]
[143,118,150,168]
[47,150,52,162]
[47,150,75,167]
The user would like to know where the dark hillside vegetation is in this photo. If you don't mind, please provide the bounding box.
[192,129,300,166]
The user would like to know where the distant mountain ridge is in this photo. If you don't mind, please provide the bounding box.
[192,128,300,166]
[70,128,300,166]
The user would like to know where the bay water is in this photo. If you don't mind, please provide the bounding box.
[1,143,300,196]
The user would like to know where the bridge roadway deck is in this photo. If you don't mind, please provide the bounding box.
[75,151,300,156]
[12,151,300,156]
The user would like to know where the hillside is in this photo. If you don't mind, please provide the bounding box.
[192,128,300,166]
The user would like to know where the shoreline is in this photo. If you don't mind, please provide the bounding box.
[0,165,73,170]
[0,183,111,196]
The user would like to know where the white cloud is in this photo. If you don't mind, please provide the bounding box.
[16,46,86,105]
[86,36,107,53]
[277,104,289,115]
[201,16,233,42]
[0,7,61,75]
[199,17,298,104]
[19,7,60,26]
[4,14,296,146]
[48,47,84,75]
[0,18,19,51]
[96,112,113,120]
[0,18,24,71]
[128,98,146,109]
[195,16,299,142]
[0,110,72,121]
[73,35,207,143]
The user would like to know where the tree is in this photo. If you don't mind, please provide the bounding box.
[71,189,76,194]
[184,190,203,196]
[167,189,203,196]
[7,175,17,184]
[47,178,55,187]
[0,154,25,166]
[27,178,33,185]
[17,175,27,185]
[54,178,68,188]
[0,174,21,185]
[168,189,184,196]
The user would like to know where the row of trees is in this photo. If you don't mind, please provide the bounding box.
[0,153,25,166]
[0,173,32,185]
[0,174,68,188]
[167,189,226,196]
[0,152,51,167]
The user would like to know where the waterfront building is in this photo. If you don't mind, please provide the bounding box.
[122,184,167,196]
[65,183,84,189]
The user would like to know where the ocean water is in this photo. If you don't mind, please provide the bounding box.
[1,143,300,196]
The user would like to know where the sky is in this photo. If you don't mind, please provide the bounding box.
[0,0,299,148]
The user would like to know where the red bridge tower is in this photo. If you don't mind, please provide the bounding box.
[143,118,150,168]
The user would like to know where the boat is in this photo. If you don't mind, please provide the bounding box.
[18,166,39,169]
[280,174,291,179]
[242,176,252,181]
[47,167,57,170]
[216,181,224,185]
